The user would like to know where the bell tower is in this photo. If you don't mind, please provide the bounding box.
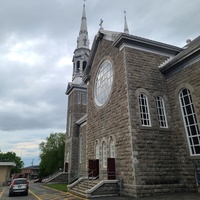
[72,0,90,85]
[64,1,90,177]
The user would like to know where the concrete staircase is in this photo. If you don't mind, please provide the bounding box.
[68,178,119,198]
[70,179,100,197]
[43,172,68,183]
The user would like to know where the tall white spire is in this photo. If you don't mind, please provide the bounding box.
[77,0,89,49]
[124,11,129,34]
[72,0,90,84]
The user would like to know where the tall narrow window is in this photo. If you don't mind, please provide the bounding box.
[79,134,83,163]
[109,139,115,158]
[77,61,80,72]
[83,61,87,71]
[96,143,99,159]
[102,142,107,167]
[179,88,200,155]
[77,91,81,104]
[139,93,151,126]
[66,152,69,162]
[68,115,71,136]
[82,92,88,105]
[155,96,168,128]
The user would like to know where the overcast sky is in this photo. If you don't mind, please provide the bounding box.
[0,0,200,168]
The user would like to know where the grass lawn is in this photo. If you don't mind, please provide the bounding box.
[46,183,68,192]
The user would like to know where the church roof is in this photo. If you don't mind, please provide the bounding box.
[66,81,87,95]
[83,30,182,83]
[160,35,200,75]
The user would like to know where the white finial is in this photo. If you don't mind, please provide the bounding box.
[99,19,104,30]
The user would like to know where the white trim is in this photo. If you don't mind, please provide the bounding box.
[179,88,200,155]
[76,114,87,125]
[102,141,107,167]
[119,43,176,58]
[94,60,113,106]
[155,96,168,128]
[139,93,151,127]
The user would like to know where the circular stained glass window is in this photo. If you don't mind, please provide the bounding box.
[94,60,113,106]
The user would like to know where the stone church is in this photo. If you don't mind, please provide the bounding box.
[64,2,200,198]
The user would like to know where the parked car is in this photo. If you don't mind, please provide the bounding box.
[6,178,12,186]
[9,178,29,197]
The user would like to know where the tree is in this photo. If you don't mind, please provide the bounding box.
[39,132,65,177]
[0,151,24,174]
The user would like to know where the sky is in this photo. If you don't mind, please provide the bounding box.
[0,0,200,168]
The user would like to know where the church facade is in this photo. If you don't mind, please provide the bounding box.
[64,3,200,197]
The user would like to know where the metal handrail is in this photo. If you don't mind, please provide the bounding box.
[68,171,88,184]
[43,169,63,182]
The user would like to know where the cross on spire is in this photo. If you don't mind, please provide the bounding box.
[99,19,104,30]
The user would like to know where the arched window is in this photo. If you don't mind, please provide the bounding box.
[179,88,200,155]
[139,93,151,126]
[102,142,107,167]
[79,134,83,163]
[155,96,168,128]
[95,142,99,159]
[77,61,80,72]
[109,139,115,158]
[66,152,69,162]
[83,61,87,71]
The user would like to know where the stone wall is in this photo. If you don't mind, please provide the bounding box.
[124,46,192,196]
[165,60,200,191]
[86,39,135,195]
[66,89,87,177]
[79,123,87,173]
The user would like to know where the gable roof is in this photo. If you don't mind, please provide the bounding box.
[83,30,182,83]
[160,35,200,75]
[22,165,39,170]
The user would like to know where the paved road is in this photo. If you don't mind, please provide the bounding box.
[1,182,200,200]
[0,182,87,200]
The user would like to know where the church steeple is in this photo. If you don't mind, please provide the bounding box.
[72,1,90,84]
[124,11,129,34]
[77,0,89,49]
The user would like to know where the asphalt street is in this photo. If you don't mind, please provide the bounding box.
[0,182,200,200]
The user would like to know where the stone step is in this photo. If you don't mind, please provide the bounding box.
[70,189,86,198]
[74,184,89,190]
[80,182,98,188]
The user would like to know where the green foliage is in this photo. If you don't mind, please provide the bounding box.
[39,132,65,177]
[0,151,24,174]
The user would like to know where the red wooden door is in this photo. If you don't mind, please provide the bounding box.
[107,158,116,180]
[88,159,99,178]
[64,162,68,172]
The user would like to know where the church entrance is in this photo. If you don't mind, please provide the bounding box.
[107,158,116,180]
[88,159,99,178]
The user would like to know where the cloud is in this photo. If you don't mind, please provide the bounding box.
[0,0,200,167]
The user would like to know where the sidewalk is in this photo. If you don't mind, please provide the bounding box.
[95,192,200,200]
